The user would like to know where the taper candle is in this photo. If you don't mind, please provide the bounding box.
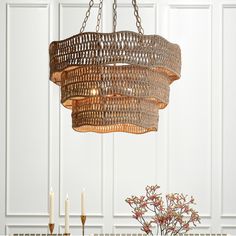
[81,188,85,215]
[49,187,54,223]
[65,194,70,234]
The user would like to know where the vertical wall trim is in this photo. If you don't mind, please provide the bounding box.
[221,3,236,219]
[5,3,50,217]
[58,3,104,217]
[167,3,212,219]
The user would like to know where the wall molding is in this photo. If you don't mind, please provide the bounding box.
[222,4,236,8]
[5,224,48,235]
[58,224,103,234]
[221,225,236,228]
[168,4,211,9]
[59,3,100,8]
[111,1,158,218]
[167,3,213,219]
[113,224,144,231]
[5,2,51,217]
[220,3,236,219]
[221,215,236,218]
[58,3,104,218]
[221,225,236,234]
[113,214,212,219]
[113,224,211,231]
[117,3,156,7]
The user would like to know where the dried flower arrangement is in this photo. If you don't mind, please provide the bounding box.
[125,185,200,235]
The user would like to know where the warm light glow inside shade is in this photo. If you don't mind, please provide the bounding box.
[49,1,181,134]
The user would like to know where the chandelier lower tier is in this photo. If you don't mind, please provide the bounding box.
[49,0,181,134]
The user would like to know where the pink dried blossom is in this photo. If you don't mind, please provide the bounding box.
[141,222,152,234]
[125,185,201,236]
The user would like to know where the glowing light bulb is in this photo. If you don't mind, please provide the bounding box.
[91,89,97,95]
[127,88,132,93]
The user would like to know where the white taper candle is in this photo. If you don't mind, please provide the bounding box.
[81,188,85,215]
[49,187,54,223]
[65,194,70,234]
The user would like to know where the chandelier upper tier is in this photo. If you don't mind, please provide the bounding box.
[49,0,181,134]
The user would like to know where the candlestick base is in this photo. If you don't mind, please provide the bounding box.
[48,223,55,235]
[80,215,86,236]
[63,234,70,236]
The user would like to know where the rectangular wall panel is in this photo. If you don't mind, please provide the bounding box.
[6,225,48,234]
[113,225,144,234]
[222,226,236,234]
[59,225,103,234]
[167,5,212,216]
[114,225,210,234]
[222,5,236,217]
[191,226,211,233]
[59,5,103,216]
[6,3,50,215]
[113,4,158,217]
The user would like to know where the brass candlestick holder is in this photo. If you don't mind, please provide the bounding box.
[48,223,55,235]
[80,215,86,236]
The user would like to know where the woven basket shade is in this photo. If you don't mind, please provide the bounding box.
[60,65,171,109]
[72,96,159,133]
[49,3,181,134]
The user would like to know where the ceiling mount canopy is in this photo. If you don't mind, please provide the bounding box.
[49,0,181,134]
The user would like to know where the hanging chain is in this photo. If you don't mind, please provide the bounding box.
[113,0,117,32]
[132,0,144,34]
[80,0,144,34]
[80,0,94,33]
[96,0,103,32]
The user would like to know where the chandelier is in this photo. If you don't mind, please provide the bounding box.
[49,0,181,134]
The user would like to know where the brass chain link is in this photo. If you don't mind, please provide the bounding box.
[132,0,144,34]
[80,0,94,33]
[80,0,144,35]
[113,0,117,32]
[96,0,103,32]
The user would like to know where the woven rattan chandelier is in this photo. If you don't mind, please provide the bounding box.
[49,0,181,134]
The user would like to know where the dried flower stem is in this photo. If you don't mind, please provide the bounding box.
[125,185,200,236]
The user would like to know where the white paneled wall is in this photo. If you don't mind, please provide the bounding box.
[168,5,212,217]
[0,0,236,234]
